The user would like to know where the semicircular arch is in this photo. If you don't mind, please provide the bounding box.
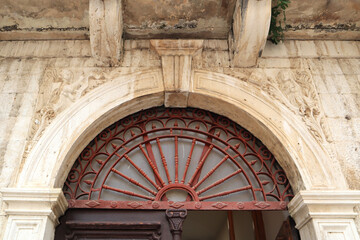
[63,107,294,210]
[15,69,347,194]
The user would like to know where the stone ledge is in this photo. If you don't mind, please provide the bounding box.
[1,188,67,224]
[262,40,360,59]
[0,40,91,58]
[288,190,360,230]
[150,39,204,56]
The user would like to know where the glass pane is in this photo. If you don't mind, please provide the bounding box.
[165,189,189,201]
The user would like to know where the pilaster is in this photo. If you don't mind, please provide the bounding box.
[1,188,67,240]
[288,190,360,240]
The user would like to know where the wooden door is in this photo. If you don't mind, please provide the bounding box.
[55,209,187,240]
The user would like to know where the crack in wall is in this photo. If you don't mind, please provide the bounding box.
[285,23,360,32]
[0,24,89,32]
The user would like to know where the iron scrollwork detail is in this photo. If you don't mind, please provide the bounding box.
[166,209,187,240]
[63,107,294,210]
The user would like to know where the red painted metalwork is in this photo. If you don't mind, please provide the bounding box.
[63,107,293,210]
[68,199,288,210]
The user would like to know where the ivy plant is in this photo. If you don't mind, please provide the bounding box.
[269,0,290,44]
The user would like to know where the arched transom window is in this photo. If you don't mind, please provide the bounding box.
[63,107,293,210]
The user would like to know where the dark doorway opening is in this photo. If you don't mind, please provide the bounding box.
[182,210,299,240]
[55,209,299,240]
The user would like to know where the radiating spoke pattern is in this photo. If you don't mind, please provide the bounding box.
[63,107,293,210]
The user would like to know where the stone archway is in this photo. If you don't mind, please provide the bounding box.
[57,106,297,239]
[13,69,344,191]
[1,69,359,240]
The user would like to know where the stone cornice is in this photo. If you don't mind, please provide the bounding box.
[150,39,204,56]
[288,190,360,229]
[1,188,68,224]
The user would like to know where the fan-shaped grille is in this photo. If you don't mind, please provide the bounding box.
[63,107,293,210]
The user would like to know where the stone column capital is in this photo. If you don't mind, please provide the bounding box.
[288,190,360,240]
[1,188,67,224]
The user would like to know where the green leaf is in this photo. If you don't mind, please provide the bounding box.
[269,0,290,44]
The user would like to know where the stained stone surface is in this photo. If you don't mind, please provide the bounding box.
[0,0,359,40]
[123,0,236,39]
[0,0,89,29]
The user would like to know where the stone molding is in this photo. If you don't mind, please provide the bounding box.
[204,68,332,144]
[21,67,160,173]
[288,191,360,240]
[150,39,204,56]
[229,0,271,67]
[3,216,48,240]
[190,70,347,191]
[15,69,347,192]
[1,188,67,224]
[89,0,123,66]
[6,67,351,239]
[150,39,203,107]
[1,188,67,240]
[17,69,164,188]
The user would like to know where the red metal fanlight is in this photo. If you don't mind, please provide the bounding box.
[63,107,293,210]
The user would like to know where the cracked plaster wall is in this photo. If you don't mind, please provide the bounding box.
[0,39,359,236]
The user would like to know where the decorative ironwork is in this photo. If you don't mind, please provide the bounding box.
[166,209,187,240]
[63,107,293,210]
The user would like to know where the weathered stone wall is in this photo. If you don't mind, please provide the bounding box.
[0,39,359,237]
[261,41,360,190]
[1,0,359,41]
[0,39,359,187]
[0,39,162,188]
[193,40,360,190]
